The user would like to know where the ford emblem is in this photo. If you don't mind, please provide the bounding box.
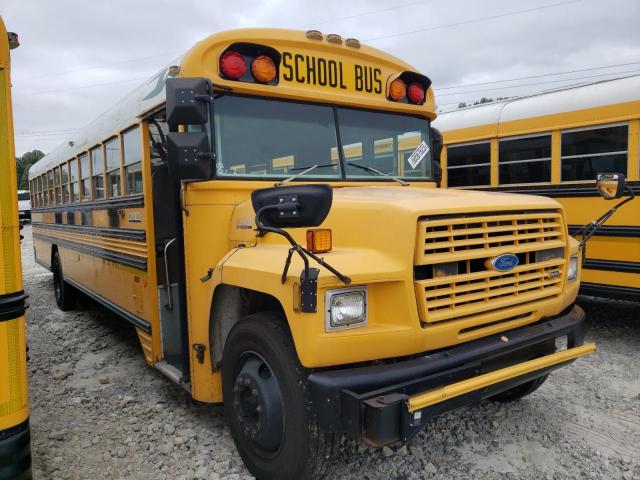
[490,253,519,272]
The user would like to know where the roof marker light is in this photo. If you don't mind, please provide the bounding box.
[8,32,19,50]
[220,50,246,80]
[306,30,323,40]
[326,34,343,44]
[389,78,406,101]
[345,38,361,49]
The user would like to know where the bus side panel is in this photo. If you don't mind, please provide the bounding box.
[33,237,52,269]
[559,196,640,293]
[59,247,154,327]
[32,213,158,363]
[182,200,237,403]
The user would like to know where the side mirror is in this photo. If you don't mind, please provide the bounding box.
[167,132,212,181]
[166,77,214,181]
[596,173,626,200]
[431,127,443,162]
[252,185,333,229]
[166,77,211,126]
[433,161,442,185]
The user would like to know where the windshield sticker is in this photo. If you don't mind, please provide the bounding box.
[407,141,429,169]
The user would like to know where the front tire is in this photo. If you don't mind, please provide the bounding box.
[52,250,76,311]
[490,374,548,402]
[222,312,334,480]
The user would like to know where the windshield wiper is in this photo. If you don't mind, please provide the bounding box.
[275,163,337,186]
[346,161,409,186]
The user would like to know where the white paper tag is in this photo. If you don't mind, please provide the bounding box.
[407,141,429,169]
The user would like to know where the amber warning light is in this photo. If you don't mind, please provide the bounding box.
[306,229,332,253]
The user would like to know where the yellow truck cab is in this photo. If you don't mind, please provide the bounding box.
[29,28,594,480]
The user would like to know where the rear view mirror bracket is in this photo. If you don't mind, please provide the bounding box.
[251,185,351,312]
[573,173,636,252]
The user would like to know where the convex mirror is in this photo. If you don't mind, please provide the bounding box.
[596,173,626,200]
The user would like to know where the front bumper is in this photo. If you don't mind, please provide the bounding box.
[308,305,593,446]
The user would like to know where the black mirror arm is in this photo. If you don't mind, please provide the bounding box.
[255,206,351,285]
[255,206,311,278]
[299,246,351,285]
[576,185,636,250]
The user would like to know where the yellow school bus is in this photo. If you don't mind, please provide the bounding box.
[0,17,32,480]
[29,28,598,479]
[435,75,640,301]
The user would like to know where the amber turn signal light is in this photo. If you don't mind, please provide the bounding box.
[389,78,406,101]
[251,55,277,83]
[306,229,332,253]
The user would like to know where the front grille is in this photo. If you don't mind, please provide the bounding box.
[415,210,565,325]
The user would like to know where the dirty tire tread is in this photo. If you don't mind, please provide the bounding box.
[52,251,76,311]
[222,312,335,480]
[490,374,549,403]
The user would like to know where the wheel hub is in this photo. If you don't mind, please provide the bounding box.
[233,356,284,452]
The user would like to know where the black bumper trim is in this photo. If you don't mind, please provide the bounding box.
[0,291,28,322]
[580,282,640,301]
[309,305,586,445]
[0,419,32,480]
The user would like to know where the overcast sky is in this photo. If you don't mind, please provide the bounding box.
[4,0,640,156]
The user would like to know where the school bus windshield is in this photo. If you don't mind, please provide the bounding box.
[214,95,433,180]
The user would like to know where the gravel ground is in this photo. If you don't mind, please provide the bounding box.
[21,225,640,480]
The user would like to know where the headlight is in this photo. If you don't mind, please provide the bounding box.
[325,287,367,331]
[567,255,579,281]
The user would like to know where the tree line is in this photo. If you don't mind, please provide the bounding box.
[457,97,510,108]
[15,149,44,191]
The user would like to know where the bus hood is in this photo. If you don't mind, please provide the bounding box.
[229,185,564,259]
[330,185,560,216]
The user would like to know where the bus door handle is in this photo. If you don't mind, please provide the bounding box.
[163,238,177,310]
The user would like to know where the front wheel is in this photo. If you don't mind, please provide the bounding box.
[490,374,548,402]
[222,312,334,480]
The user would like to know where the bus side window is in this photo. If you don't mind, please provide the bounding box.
[105,137,121,197]
[499,135,551,185]
[79,153,90,201]
[53,167,61,204]
[447,143,491,187]
[91,145,104,200]
[561,124,628,181]
[69,157,80,202]
[31,179,36,207]
[149,117,168,166]
[61,162,70,203]
[47,170,54,205]
[123,126,142,194]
